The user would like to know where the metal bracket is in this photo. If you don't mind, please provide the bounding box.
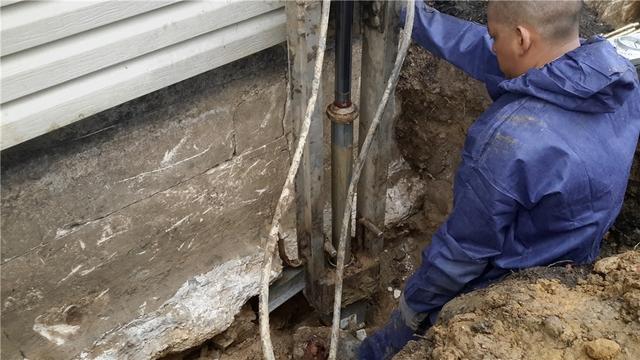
[268,268,305,312]
[358,217,384,238]
[326,103,358,125]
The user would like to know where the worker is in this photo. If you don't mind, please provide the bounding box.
[359,1,640,359]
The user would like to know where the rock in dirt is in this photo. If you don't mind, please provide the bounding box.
[393,289,402,299]
[542,315,565,338]
[394,251,640,360]
[585,339,621,360]
[385,158,427,226]
[587,0,640,28]
[292,326,360,360]
[356,329,367,341]
[211,305,256,350]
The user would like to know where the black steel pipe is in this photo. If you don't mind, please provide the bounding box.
[334,0,353,107]
[329,0,356,263]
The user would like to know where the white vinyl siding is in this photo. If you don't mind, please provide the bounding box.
[0,0,286,150]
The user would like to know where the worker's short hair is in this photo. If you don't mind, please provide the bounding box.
[488,0,583,42]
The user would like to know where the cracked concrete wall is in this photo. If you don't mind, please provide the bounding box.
[0,36,426,359]
[1,46,292,360]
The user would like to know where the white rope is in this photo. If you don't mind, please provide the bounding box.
[258,0,332,359]
[327,1,415,359]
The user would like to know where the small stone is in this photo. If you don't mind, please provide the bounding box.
[594,256,621,275]
[356,329,367,341]
[584,338,621,360]
[393,289,401,299]
[387,287,393,292]
[542,316,564,338]
[470,321,493,335]
[392,249,406,261]
[211,305,256,350]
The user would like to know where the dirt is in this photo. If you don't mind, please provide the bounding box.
[588,1,640,28]
[162,250,640,360]
[160,293,322,360]
[394,251,640,360]
[395,43,491,240]
[427,0,612,37]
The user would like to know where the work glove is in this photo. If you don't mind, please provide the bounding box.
[357,310,416,360]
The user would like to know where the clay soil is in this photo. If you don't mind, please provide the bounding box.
[395,251,640,360]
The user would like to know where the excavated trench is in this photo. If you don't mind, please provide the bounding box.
[160,2,639,359]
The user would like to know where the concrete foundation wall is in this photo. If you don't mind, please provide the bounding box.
[1,46,292,360]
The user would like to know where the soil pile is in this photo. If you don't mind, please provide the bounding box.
[395,251,640,360]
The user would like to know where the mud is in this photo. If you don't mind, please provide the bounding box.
[395,251,640,360]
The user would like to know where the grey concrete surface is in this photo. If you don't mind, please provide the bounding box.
[0,38,425,360]
[1,46,291,360]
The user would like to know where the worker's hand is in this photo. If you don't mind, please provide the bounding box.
[358,295,432,358]
[357,310,416,359]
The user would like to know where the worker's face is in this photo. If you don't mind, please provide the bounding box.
[487,11,535,79]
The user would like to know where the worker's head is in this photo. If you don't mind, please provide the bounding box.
[487,0,582,78]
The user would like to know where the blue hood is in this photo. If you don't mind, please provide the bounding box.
[500,37,639,113]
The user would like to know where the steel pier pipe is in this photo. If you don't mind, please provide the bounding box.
[328,0,358,264]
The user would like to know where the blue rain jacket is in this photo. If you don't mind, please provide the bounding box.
[403,4,640,317]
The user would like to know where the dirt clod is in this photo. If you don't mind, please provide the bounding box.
[301,335,327,360]
[210,305,256,351]
[292,326,359,360]
[585,339,621,360]
[542,315,565,338]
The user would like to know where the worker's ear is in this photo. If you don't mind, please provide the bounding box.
[515,25,533,56]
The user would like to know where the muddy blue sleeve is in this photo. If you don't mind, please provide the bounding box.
[404,2,505,98]
[402,164,518,315]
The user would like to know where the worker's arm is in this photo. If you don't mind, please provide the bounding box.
[402,163,518,317]
[404,2,505,96]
